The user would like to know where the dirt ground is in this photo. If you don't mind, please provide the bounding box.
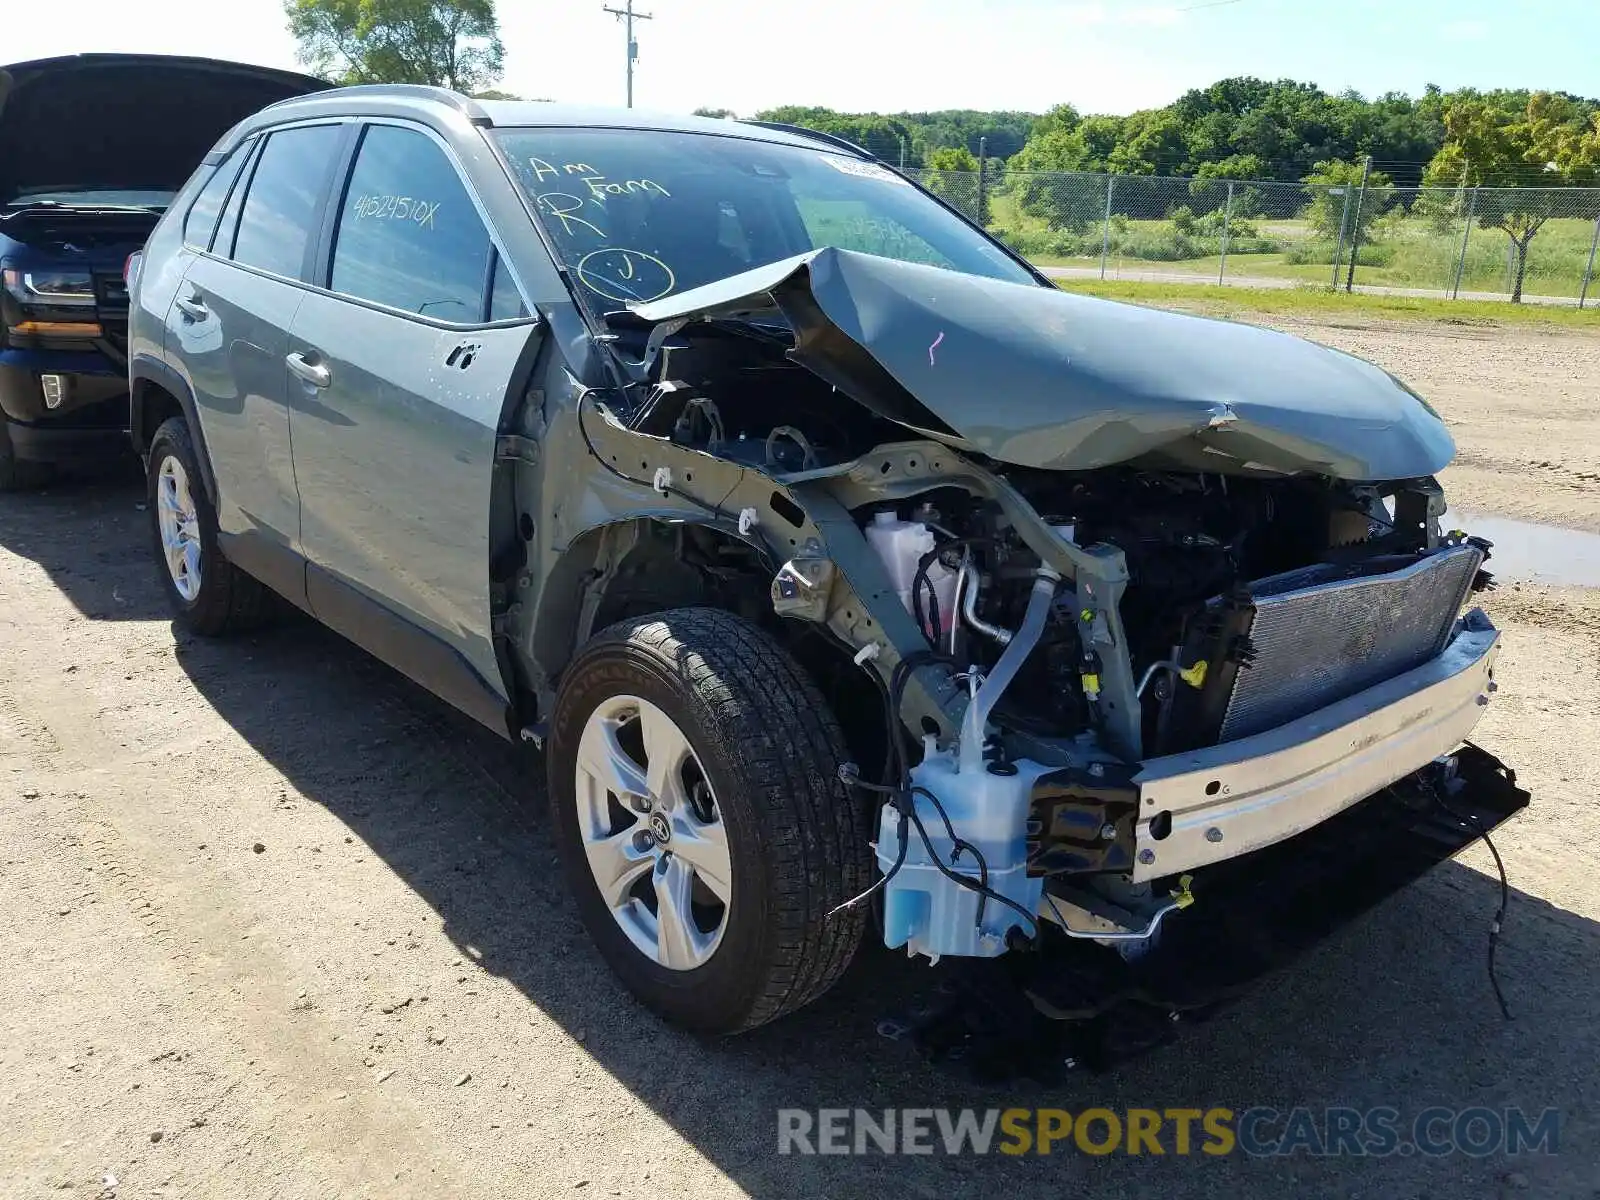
[3,317,1599,1200]
[1260,315,1600,534]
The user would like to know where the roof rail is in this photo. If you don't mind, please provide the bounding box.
[740,120,875,160]
[270,83,492,124]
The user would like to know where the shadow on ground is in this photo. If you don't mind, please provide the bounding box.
[0,469,162,622]
[169,625,1599,1198]
[8,479,1595,1197]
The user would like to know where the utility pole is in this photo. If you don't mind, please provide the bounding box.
[603,0,653,108]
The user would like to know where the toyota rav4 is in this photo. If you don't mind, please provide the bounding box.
[128,87,1528,1047]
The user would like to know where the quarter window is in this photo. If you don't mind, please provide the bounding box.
[231,124,344,279]
[330,125,497,322]
[211,139,260,259]
[183,140,252,250]
[489,252,528,321]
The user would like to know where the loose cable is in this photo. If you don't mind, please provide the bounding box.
[1433,790,1514,1021]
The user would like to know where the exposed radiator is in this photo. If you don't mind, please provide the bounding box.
[1219,545,1484,742]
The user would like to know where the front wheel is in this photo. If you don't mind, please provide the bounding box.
[548,608,872,1034]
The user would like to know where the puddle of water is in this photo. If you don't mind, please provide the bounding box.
[1448,511,1600,588]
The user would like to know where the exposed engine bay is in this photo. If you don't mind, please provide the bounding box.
[568,248,1528,1050]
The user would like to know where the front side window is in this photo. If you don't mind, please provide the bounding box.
[488,252,528,321]
[329,125,495,322]
[183,140,253,250]
[493,127,1034,309]
[231,124,344,279]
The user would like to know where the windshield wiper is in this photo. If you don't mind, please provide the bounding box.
[3,199,165,215]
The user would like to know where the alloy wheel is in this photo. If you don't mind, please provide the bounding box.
[156,455,203,602]
[573,694,733,970]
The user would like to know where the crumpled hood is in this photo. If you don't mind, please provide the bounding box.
[629,248,1455,480]
[0,54,327,205]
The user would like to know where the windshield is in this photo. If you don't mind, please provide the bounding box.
[493,127,1035,308]
[5,187,174,210]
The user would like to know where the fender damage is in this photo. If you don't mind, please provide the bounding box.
[629,246,1456,480]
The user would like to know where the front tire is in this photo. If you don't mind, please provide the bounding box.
[548,608,872,1034]
[146,416,269,635]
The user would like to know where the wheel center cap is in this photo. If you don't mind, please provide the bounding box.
[648,811,672,845]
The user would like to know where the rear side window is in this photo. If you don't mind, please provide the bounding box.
[232,124,344,280]
[183,140,253,250]
[329,125,495,322]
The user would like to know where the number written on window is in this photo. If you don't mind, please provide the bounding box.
[331,126,507,322]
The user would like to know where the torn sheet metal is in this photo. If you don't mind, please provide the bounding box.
[629,248,1456,481]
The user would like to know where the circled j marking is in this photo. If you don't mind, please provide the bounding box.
[576,248,677,304]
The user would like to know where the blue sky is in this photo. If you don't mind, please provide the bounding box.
[8,0,1598,115]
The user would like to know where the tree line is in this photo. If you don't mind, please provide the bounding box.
[281,1,1600,301]
[760,83,1600,302]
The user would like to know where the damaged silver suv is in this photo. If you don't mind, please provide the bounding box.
[129,87,1527,1043]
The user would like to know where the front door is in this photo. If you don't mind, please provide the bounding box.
[286,122,539,715]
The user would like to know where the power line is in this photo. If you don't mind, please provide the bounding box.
[602,0,653,108]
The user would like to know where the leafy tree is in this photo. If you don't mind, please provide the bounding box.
[285,0,505,92]
[692,107,736,119]
[1005,111,1124,232]
[1189,155,1266,215]
[1423,93,1600,301]
[899,110,1034,163]
[926,147,980,172]
[1193,154,1266,180]
[922,147,982,219]
[1107,109,1188,175]
[760,107,912,161]
[1302,158,1394,242]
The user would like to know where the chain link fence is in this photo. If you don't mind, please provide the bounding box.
[906,166,1600,306]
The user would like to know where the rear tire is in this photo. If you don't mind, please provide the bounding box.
[146,416,270,635]
[548,608,871,1034]
[0,416,54,491]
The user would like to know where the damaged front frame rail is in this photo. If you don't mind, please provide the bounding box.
[573,396,1143,760]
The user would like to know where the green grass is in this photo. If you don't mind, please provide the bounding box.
[987,183,1600,299]
[1053,278,1600,330]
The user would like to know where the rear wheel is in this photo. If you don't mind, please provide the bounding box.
[146,416,269,635]
[548,608,871,1034]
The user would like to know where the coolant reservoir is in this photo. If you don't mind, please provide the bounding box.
[878,750,1049,960]
[864,512,957,641]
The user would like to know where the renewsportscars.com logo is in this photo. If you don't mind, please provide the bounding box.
[777,1106,1561,1158]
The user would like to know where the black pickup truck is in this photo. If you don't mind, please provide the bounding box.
[0,54,325,487]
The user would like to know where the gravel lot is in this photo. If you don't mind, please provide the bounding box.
[3,316,1598,1199]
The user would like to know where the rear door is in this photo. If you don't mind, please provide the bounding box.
[172,121,348,597]
[286,121,540,714]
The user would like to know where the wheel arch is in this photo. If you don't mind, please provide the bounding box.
[528,515,773,692]
[524,514,887,778]
[130,356,218,504]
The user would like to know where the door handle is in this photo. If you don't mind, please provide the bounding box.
[173,294,208,321]
[286,351,331,390]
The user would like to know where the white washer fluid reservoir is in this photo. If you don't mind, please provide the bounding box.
[877,748,1048,960]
